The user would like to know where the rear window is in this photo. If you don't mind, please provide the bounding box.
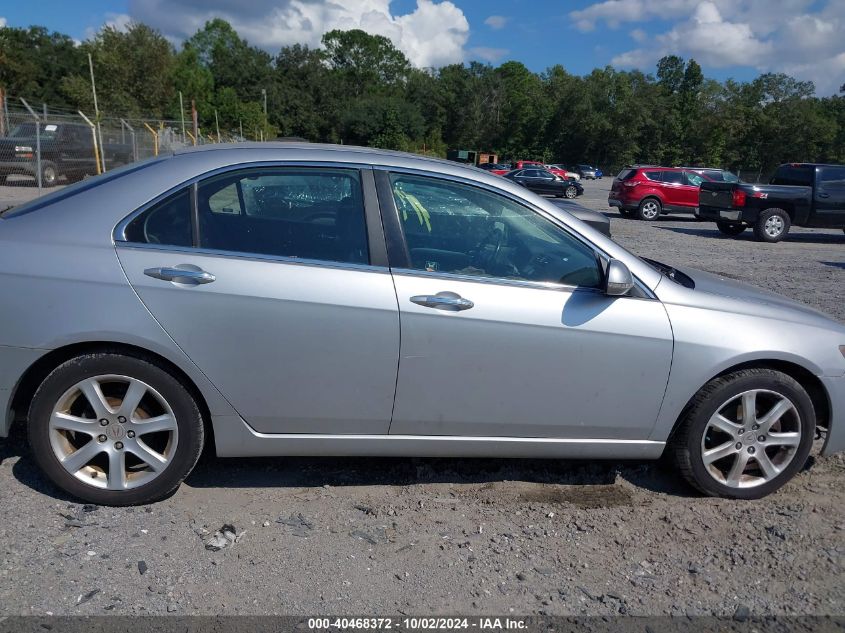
[771,165,813,187]
[616,169,636,181]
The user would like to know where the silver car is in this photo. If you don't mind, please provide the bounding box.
[0,144,843,505]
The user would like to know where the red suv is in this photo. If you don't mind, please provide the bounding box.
[609,166,714,220]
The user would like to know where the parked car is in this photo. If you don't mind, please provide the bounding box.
[1,144,843,505]
[477,162,505,172]
[548,199,611,236]
[504,168,584,198]
[609,166,715,220]
[514,160,544,170]
[595,168,603,179]
[574,165,598,180]
[697,163,845,242]
[0,122,133,187]
[485,163,512,176]
[546,164,580,181]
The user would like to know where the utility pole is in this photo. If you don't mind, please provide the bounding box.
[20,98,42,194]
[214,110,220,143]
[179,91,186,144]
[262,88,267,117]
[88,53,106,173]
[0,88,5,136]
[191,100,198,145]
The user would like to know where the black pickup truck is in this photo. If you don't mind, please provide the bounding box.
[697,163,845,242]
[0,122,133,187]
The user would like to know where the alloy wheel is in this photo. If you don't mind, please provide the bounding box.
[700,389,801,488]
[48,375,179,491]
[640,201,659,219]
[764,215,785,238]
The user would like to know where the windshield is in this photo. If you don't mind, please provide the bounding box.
[9,123,60,140]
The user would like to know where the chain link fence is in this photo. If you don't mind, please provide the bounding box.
[0,93,244,196]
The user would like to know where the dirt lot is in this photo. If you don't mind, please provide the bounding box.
[0,177,843,617]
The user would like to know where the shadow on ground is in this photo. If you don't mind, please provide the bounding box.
[2,420,699,503]
[659,226,845,244]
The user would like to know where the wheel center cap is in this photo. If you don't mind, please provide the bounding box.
[107,424,126,440]
[743,432,756,445]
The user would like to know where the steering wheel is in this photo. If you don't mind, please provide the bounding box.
[471,224,505,272]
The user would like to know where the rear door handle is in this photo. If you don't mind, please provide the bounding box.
[410,292,474,311]
[818,192,830,198]
[144,266,216,285]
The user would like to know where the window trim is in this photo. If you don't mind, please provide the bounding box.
[113,160,389,268]
[375,166,611,292]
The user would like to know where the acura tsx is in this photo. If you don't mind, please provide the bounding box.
[0,144,843,505]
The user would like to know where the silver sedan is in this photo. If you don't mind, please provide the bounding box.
[0,144,843,505]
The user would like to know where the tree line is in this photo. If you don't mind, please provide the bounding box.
[1,19,843,175]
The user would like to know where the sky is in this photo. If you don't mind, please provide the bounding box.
[1,0,843,95]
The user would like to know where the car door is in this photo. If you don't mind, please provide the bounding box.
[115,165,400,435]
[380,170,673,440]
[814,165,845,227]
[657,170,689,210]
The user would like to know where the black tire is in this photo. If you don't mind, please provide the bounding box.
[753,208,791,243]
[670,368,814,500]
[565,185,578,199]
[636,197,662,220]
[28,352,204,506]
[716,221,746,236]
[40,162,60,187]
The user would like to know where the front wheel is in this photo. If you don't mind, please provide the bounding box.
[28,352,205,505]
[753,208,790,243]
[637,198,661,220]
[716,221,746,236]
[670,368,814,499]
[565,185,578,199]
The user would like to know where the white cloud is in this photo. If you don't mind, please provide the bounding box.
[0,17,6,28]
[469,46,509,62]
[127,0,470,68]
[629,28,646,43]
[581,0,845,94]
[85,12,132,39]
[484,15,507,30]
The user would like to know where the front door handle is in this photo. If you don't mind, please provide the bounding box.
[410,292,474,311]
[818,192,830,199]
[144,265,216,285]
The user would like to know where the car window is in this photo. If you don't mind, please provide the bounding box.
[196,167,368,264]
[390,174,602,288]
[685,172,705,187]
[661,171,684,185]
[644,171,662,181]
[124,188,193,247]
[818,166,845,189]
[617,169,636,181]
[771,165,813,187]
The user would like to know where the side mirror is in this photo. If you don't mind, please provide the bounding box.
[604,259,634,296]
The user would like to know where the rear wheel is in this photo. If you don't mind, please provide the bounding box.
[753,208,790,243]
[28,352,204,505]
[40,163,60,187]
[637,198,661,220]
[671,368,814,499]
[716,221,746,236]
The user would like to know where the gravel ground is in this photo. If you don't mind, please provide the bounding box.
[0,176,843,617]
